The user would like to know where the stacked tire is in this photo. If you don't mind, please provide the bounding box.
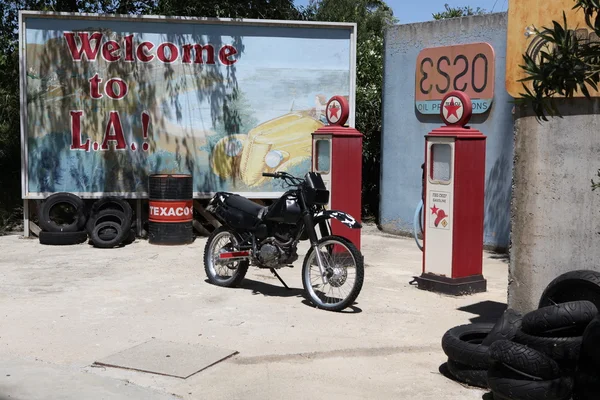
[441,309,522,389]
[38,193,89,246]
[37,193,135,248]
[86,197,135,248]
[441,270,600,400]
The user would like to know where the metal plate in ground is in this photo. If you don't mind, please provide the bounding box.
[94,339,238,379]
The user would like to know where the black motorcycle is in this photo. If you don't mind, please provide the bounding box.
[204,171,364,312]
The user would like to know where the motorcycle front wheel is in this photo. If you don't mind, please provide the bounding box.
[302,235,364,312]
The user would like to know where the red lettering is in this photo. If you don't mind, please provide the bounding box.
[70,111,90,151]
[102,40,121,62]
[64,32,103,61]
[137,42,154,62]
[124,34,134,62]
[182,44,215,64]
[105,78,128,100]
[89,74,103,99]
[219,45,238,66]
[101,112,127,150]
[157,43,178,63]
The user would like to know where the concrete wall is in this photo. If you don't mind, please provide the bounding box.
[380,12,513,250]
[508,98,600,312]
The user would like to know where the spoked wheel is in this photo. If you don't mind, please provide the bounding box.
[302,235,364,312]
[204,227,249,287]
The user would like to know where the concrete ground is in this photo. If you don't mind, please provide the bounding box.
[0,224,508,400]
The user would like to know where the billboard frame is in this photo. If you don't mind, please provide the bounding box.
[18,10,357,200]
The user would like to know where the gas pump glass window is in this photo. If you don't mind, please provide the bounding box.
[315,139,331,174]
[430,143,452,183]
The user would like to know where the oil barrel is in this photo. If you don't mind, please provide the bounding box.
[148,174,194,245]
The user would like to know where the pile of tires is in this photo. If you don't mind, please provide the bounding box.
[86,196,136,248]
[38,193,89,246]
[38,192,135,248]
[441,270,600,400]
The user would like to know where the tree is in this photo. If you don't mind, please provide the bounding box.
[432,3,487,20]
[513,1,600,188]
[302,0,397,220]
[516,2,600,121]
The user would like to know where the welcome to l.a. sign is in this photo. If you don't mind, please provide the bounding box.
[415,42,495,115]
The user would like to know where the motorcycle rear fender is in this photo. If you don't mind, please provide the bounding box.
[206,192,232,213]
[314,210,361,229]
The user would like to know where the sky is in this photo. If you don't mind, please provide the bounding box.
[294,0,509,24]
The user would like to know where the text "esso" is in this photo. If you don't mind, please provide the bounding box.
[415,42,495,102]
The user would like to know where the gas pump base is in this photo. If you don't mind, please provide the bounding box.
[415,273,487,296]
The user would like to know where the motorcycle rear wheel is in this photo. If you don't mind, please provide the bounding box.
[302,235,364,312]
[204,227,249,288]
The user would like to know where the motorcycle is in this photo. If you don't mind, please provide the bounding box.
[204,171,364,312]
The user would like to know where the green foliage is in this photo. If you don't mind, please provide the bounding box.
[302,0,397,220]
[154,0,302,20]
[432,3,487,20]
[516,3,600,121]
[514,2,600,190]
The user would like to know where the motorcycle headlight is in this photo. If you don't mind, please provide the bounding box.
[265,150,284,168]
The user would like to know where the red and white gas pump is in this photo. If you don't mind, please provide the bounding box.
[416,91,487,295]
[311,96,363,250]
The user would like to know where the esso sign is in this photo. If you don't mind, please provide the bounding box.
[415,42,495,115]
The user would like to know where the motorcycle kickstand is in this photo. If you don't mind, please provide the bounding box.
[270,268,291,290]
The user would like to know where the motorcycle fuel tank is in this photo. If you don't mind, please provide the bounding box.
[263,193,302,225]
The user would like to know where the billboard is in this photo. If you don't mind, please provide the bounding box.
[19,11,356,199]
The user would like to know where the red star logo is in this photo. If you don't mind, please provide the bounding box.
[444,99,461,119]
[430,205,439,215]
[328,104,340,119]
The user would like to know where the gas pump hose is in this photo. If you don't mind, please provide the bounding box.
[413,199,424,251]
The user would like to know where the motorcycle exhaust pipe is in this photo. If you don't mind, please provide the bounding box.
[218,250,251,263]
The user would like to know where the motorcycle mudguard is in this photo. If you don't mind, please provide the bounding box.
[314,210,361,229]
[206,192,232,213]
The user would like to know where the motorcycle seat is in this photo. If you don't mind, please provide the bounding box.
[224,195,266,218]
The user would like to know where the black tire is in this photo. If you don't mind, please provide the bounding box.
[123,229,136,245]
[301,235,364,312]
[574,358,600,400]
[39,230,88,246]
[203,226,249,288]
[514,329,582,362]
[539,270,600,311]
[446,359,488,389]
[88,209,131,248]
[580,315,600,366]
[441,323,494,369]
[39,193,87,233]
[86,197,133,234]
[488,362,574,400]
[522,301,598,335]
[482,309,523,346]
[489,340,561,380]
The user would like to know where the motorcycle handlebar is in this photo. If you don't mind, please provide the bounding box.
[262,172,279,178]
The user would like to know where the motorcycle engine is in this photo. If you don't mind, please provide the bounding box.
[257,241,282,268]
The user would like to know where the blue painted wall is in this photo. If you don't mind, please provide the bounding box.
[380,12,513,249]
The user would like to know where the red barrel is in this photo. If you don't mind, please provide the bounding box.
[148,174,194,245]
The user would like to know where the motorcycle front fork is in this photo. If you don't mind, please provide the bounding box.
[302,212,329,285]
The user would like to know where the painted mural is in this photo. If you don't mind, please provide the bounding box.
[22,15,352,197]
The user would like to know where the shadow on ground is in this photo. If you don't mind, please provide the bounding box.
[457,300,507,324]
